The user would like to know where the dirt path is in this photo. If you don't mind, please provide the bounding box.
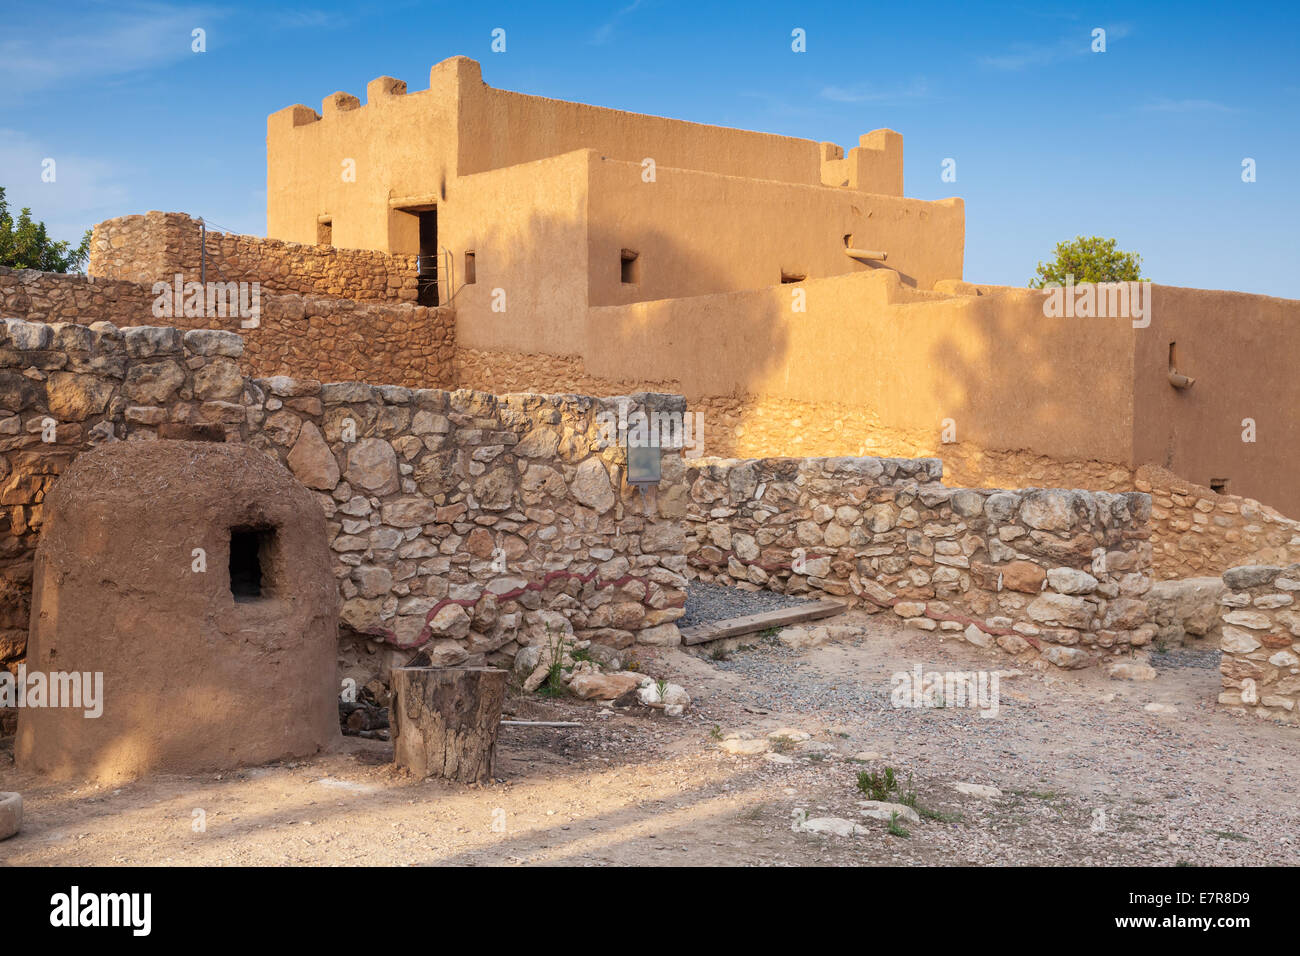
[3,612,1297,866]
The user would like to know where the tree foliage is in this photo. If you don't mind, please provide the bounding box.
[1029,236,1144,287]
[0,186,92,273]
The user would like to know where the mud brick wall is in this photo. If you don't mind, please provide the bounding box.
[90,212,419,303]
[0,317,688,678]
[684,456,1154,669]
[0,267,455,390]
[1217,565,1300,725]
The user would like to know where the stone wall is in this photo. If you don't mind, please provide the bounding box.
[0,267,455,390]
[454,346,1137,487]
[684,456,1153,669]
[1217,564,1300,725]
[0,317,688,678]
[0,265,156,324]
[1137,465,1300,579]
[456,346,1300,583]
[91,212,419,303]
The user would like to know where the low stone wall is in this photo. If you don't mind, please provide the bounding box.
[685,456,1153,668]
[0,317,687,677]
[1217,565,1300,724]
[91,212,419,303]
[155,291,455,390]
[0,265,156,324]
[1138,465,1300,579]
[0,267,455,390]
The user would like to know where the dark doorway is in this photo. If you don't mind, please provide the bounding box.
[230,526,274,602]
[417,209,439,306]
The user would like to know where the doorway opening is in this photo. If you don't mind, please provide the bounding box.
[417,209,439,306]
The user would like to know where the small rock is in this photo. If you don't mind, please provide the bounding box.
[0,792,20,840]
[1106,661,1157,681]
[568,672,640,701]
[792,810,867,836]
[637,680,690,709]
[859,801,921,824]
[952,782,1002,799]
[777,626,829,650]
[766,727,811,742]
[720,737,769,756]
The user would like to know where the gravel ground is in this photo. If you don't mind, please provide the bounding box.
[680,581,814,628]
[4,610,1296,867]
[1150,646,1222,670]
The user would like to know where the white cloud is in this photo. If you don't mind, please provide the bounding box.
[0,129,130,244]
[978,24,1132,72]
[0,3,228,96]
[589,0,645,46]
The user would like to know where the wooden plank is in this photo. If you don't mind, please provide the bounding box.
[679,598,846,645]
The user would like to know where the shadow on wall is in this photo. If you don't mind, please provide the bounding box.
[923,284,1139,491]
[449,205,795,415]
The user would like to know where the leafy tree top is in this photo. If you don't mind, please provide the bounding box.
[0,186,91,273]
[1029,235,1145,287]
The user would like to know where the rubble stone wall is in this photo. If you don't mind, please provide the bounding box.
[1216,564,1300,725]
[1137,465,1300,579]
[0,265,156,324]
[684,456,1154,669]
[0,266,455,389]
[0,317,688,678]
[456,346,1300,582]
[90,212,420,303]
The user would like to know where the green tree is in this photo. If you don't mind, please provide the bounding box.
[1029,235,1144,287]
[0,186,92,273]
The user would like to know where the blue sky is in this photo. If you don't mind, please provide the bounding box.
[3,0,1297,296]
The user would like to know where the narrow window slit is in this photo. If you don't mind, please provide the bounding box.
[621,249,639,284]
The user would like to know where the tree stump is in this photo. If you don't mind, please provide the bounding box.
[391,667,508,783]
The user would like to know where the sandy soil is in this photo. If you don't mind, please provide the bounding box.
[2,611,1297,867]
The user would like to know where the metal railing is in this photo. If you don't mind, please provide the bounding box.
[416,248,456,307]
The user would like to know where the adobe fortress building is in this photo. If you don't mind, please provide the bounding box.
[255,57,1300,526]
[4,54,1300,735]
[267,56,964,355]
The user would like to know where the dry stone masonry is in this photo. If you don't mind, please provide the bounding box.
[1137,465,1300,579]
[0,267,454,390]
[684,456,1153,669]
[91,212,419,302]
[1,265,155,324]
[0,317,687,680]
[1216,564,1300,724]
